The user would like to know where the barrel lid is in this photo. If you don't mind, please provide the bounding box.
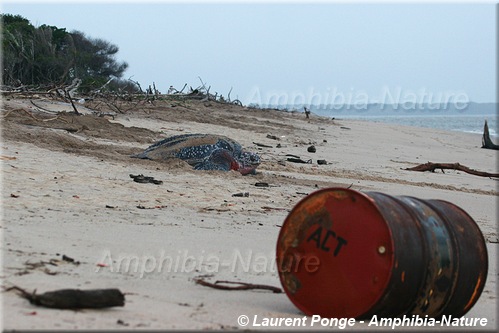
[276,188,394,318]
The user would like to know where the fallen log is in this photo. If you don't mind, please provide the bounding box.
[6,286,125,309]
[482,120,499,150]
[405,162,499,178]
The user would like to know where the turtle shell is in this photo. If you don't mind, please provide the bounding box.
[133,133,247,172]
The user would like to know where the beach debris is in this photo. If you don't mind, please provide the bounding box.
[136,205,168,209]
[266,134,279,140]
[1,155,17,160]
[132,134,260,175]
[232,192,249,197]
[193,278,282,293]
[15,255,83,276]
[487,236,498,243]
[276,143,282,148]
[482,120,499,150]
[61,254,80,265]
[160,78,242,105]
[405,162,499,178]
[255,182,269,187]
[117,319,130,327]
[129,174,163,185]
[340,126,351,130]
[287,157,312,164]
[14,259,58,276]
[261,206,288,211]
[276,188,487,318]
[10,193,20,198]
[253,142,273,148]
[5,286,125,309]
[105,205,116,209]
[200,207,231,212]
[317,159,327,165]
[307,145,316,153]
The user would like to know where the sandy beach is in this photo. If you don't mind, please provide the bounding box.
[1,97,497,330]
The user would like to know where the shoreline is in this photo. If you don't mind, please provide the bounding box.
[316,112,498,138]
[1,97,497,330]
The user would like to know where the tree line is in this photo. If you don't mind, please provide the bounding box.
[1,14,138,93]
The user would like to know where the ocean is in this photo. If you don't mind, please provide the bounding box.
[281,103,498,137]
[327,114,498,137]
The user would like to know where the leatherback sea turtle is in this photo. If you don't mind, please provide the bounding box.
[132,134,260,175]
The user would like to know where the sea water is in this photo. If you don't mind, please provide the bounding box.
[330,114,498,137]
[298,104,499,137]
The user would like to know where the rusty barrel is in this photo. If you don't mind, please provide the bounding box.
[276,188,488,319]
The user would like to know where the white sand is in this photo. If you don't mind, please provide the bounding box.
[1,100,497,330]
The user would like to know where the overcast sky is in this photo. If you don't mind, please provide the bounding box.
[2,1,496,105]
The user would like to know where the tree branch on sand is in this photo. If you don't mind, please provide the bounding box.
[193,278,282,293]
[405,162,499,179]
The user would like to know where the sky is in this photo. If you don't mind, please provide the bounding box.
[1,1,496,106]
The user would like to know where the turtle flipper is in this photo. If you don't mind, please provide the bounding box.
[192,149,239,171]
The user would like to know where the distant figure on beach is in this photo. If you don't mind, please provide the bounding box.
[132,133,261,175]
[304,107,311,119]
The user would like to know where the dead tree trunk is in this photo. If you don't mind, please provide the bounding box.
[482,120,499,150]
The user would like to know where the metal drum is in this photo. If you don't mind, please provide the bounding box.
[276,188,488,319]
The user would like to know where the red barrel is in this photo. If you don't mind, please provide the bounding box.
[276,188,488,318]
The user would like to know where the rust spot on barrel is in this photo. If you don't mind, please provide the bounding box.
[464,277,483,313]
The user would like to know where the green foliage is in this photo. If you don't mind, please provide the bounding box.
[1,14,128,91]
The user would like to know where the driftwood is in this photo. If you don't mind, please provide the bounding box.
[194,278,282,293]
[65,91,80,115]
[6,286,125,309]
[253,142,273,148]
[2,77,244,112]
[482,120,499,150]
[405,162,499,178]
[287,157,312,164]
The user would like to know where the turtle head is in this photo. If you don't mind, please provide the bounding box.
[237,151,261,175]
